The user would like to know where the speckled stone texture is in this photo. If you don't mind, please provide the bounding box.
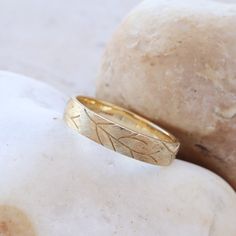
[96,0,236,188]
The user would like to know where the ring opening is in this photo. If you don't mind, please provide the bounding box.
[77,96,176,143]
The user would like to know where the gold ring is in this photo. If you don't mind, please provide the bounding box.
[64,96,180,166]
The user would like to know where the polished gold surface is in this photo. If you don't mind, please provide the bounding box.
[64,96,180,166]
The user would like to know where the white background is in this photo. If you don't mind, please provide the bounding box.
[0,0,140,95]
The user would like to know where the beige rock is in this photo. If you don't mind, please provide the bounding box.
[96,0,236,188]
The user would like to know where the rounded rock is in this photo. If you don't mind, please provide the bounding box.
[96,0,236,188]
[0,71,236,235]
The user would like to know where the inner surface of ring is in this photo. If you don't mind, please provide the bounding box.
[77,97,175,142]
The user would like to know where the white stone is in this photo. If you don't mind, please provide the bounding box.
[0,71,235,235]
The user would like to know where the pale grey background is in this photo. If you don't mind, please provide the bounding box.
[0,0,140,95]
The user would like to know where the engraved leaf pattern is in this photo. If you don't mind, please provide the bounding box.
[66,100,179,166]
[83,109,177,165]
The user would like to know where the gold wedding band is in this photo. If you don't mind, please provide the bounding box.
[64,96,180,166]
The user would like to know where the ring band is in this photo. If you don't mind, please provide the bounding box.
[64,96,180,166]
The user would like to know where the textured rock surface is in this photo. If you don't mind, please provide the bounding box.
[96,0,236,189]
[0,71,236,235]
